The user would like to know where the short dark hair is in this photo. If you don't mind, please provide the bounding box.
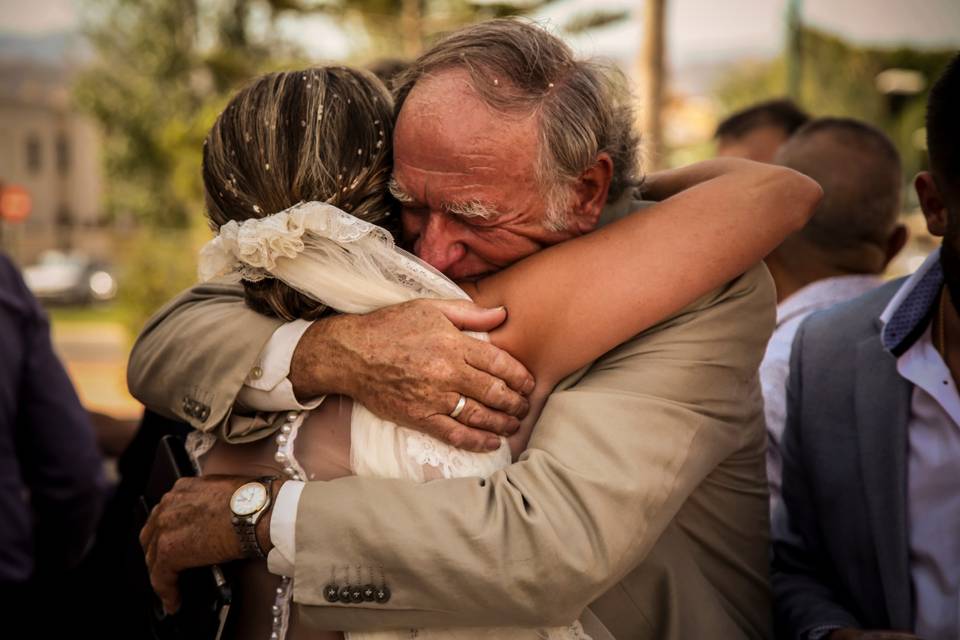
[715,98,810,140]
[927,53,960,195]
[777,117,901,254]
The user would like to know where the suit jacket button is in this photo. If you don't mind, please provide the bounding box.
[375,586,391,604]
[350,587,364,603]
[362,584,376,602]
[323,585,339,603]
[339,586,353,603]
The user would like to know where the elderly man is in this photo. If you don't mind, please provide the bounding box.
[135,19,781,639]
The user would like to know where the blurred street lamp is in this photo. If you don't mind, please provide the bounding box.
[786,0,803,101]
[876,67,926,118]
[875,68,926,96]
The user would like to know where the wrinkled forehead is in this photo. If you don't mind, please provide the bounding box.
[394,68,538,180]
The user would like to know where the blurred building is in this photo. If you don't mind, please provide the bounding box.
[0,60,104,265]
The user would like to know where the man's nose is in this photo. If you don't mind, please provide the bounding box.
[415,212,467,274]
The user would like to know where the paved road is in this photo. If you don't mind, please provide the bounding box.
[51,321,142,420]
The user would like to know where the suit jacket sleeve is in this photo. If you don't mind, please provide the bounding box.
[291,264,776,630]
[126,281,284,442]
[2,257,107,575]
[771,319,861,639]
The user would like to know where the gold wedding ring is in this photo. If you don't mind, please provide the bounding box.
[450,394,467,419]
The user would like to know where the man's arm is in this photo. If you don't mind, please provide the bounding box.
[128,283,534,449]
[14,263,107,573]
[771,319,862,640]
[279,264,776,629]
[141,265,776,623]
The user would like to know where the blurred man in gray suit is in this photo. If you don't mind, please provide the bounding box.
[772,54,960,640]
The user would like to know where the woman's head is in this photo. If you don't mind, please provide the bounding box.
[203,66,396,320]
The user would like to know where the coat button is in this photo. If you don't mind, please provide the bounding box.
[350,587,364,603]
[339,586,353,603]
[323,585,339,603]
[362,584,376,602]
[375,586,391,604]
[250,366,263,380]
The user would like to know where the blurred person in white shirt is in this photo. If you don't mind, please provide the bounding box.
[761,117,908,516]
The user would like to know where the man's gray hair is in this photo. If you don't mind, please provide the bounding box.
[393,18,641,231]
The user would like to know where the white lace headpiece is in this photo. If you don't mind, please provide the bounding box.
[198,201,469,314]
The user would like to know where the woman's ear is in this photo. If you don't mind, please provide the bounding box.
[916,171,948,237]
[569,153,613,234]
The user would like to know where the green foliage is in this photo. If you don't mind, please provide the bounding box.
[114,228,206,336]
[74,0,315,325]
[713,27,957,185]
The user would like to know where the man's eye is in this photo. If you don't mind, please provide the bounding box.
[402,205,428,216]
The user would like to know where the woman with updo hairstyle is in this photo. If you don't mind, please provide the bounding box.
[202,66,398,322]
[184,61,819,640]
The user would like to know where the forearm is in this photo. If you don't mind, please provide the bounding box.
[475,160,817,381]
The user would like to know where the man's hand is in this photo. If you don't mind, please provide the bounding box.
[290,299,535,452]
[140,476,271,615]
[828,630,923,640]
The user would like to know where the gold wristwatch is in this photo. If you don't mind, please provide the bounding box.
[229,476,277,559]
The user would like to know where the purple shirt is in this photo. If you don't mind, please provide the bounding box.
[0,254,106,583]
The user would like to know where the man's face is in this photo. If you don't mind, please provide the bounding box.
[391,69,579,280]
[716,125,791,164]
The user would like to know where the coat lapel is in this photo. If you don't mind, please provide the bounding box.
[854,332,913,628]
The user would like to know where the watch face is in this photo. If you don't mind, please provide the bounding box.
[230,482,267,516]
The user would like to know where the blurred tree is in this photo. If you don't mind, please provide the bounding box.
[714,27,956,188]
[74,0,315,332]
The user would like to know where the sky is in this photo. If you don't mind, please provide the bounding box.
[1,0,958,65]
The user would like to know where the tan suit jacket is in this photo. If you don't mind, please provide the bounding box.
[128,199,775,639]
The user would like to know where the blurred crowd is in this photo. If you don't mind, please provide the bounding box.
[2,38,960,640]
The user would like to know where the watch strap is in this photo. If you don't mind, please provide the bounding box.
[231,475,278,559]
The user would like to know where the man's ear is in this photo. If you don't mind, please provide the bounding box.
[883,223,909,269]
[570,153,613,233]
[916,171,948,237]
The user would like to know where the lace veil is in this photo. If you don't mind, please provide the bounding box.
[198,201,469,313]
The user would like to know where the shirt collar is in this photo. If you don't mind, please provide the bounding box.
[880,248,943,354]
[777,274,883,327]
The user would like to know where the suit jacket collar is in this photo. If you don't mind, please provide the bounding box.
[854,332,914,628]
[598,189,648,229]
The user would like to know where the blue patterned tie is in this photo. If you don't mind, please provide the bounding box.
[882,260,943,354]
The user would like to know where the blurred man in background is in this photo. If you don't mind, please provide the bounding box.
[715,98,810,162]
[762,118,907,515]
[0,253,107,629]
[772,54,960,640]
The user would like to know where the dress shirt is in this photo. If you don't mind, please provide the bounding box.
[877,248,960,639]
[237,319,325,412]
[761,275,882,517]
[239,321,315,575]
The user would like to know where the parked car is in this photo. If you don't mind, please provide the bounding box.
[23,250,118,305]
